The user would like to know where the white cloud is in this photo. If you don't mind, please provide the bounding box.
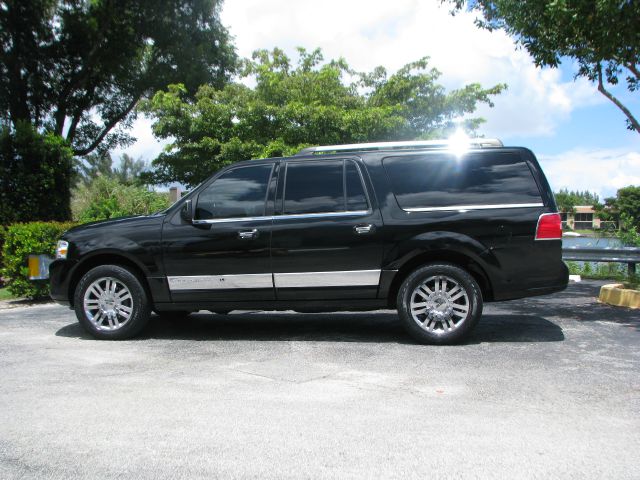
[538,149,640,199]
[221,0,601,138]
[120,0,611,174]
[112,117,168,165]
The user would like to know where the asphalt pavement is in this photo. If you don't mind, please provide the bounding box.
[0,280,639,479]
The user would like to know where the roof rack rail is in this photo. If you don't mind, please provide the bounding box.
[294,138,503,156]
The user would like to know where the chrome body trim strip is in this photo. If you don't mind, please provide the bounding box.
[192,216,273,225]
[191,210,371,224]
[274,270,381,288]
[276,210,371,221]
[167,273,273,291]
[167,270,383,291]
[404,203,544,213]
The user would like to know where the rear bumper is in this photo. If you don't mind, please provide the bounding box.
[492,261,569,301]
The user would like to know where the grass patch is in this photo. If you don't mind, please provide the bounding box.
[566,261,639,289]
[0,287,17,301]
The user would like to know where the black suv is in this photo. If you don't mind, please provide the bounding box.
[50,139,568,344]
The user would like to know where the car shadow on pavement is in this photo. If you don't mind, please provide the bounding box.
[499,281,640,332]
[55,312,564,344]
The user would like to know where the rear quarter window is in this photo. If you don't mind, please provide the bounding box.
[383,152,542,210]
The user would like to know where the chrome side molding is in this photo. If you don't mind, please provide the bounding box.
[166,270,382,291]
[273,270,381,289]
[167,273,273,291]
[404,203,543,213]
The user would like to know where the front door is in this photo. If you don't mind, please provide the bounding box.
[270,158,384,300]
[162,162,276,303]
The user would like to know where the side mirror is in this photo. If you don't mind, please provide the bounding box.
[180,199,193,223]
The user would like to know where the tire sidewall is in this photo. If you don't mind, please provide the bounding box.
[74,265,150,340]
[397,263,483,345]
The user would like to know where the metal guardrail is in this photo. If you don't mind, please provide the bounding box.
[562,247,640,275]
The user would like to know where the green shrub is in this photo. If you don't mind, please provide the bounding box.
[72,176,170,223]
[0,224,6,285]
[617,213,640,247]
[1,222,76,299]
[0,123,73,225]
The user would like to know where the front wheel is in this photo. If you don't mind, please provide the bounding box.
[397,263,482,345]
[74,265,151,340]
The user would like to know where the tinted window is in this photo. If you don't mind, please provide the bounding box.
[284,161,344,214]
[346,161,368,210]
[383,152,541,209]
[196,164,272,219]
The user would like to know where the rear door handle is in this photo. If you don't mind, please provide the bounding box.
[238,229,258,240]
[354,224,374,235]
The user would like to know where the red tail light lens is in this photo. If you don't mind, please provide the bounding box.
[535,213,562,240]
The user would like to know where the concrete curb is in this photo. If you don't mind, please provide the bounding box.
[598,283,640,309]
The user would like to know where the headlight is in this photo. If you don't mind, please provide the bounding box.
[55,240,69,259]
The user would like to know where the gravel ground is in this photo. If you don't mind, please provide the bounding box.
[0,280,639,479]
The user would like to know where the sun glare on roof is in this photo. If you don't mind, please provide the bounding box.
[448,129,471,158]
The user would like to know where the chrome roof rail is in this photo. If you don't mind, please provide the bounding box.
[294,138,504,156]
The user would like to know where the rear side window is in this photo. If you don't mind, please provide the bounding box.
[195,164,272,219]
[283,160,369,215]
[383,152,542,210]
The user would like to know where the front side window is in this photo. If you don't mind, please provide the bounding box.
[283,160,369,215]
[195,164,273,220]
[383,152,542,210]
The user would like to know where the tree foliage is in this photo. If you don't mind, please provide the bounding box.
[75,152,147,186]
[0,122,73,225]
[71,176,170,223]
[0,0,236,156]
[141,48,506,186]
[554,188,600,212]
[600,185,640,229]
[446,0,640,133]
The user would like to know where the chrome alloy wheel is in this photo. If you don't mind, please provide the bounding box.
[83,277,133,331]
[409,275,470,334]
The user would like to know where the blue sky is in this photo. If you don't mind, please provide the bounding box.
[117,0,640,200]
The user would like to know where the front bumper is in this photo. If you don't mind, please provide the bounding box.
[49,258,78,307]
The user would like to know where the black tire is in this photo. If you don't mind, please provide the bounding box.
[73,264,151,340]
[397,263,482,345]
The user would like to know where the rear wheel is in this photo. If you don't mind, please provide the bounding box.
[397,263,482,344]
[74,265,151,340]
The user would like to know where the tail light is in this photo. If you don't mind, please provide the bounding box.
[535,213,562,240]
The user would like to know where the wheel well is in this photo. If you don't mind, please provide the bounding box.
[387,251,493,307]
[68,254,151,308]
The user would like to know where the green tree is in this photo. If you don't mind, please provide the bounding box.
[72,176,170,223]
[554,189,600,212]
[141,48,506,186]
[593,185,640,239]
[0,122,73,224]
[75,152,147,186]
[616,186,640,226]
[0,0,236,156]
[446,0,640,133]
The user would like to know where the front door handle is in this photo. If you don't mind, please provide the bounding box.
[354,224,375,235]
[238,229,258,240]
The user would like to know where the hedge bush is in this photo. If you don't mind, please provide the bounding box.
[72,176,170,223]
[0,224,6,286]
[1,222,76,299]
[0,123,73,225]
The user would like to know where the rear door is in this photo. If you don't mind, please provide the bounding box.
[270,158,384,300]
